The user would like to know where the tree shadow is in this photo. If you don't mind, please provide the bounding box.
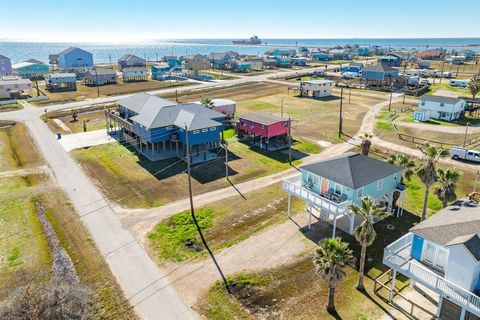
[327,309,343,320]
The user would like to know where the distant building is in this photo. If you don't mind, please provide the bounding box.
[122,67,148,82]
[57,47,94,72]
[118,54,146,70]
[243,57,263,70]
[266,49,296,57]
[272,56,291,67]
[106,93,226,163]
[362,63,399,82]
[208,52,233,69]
[262,58,277,69]
[232,61,251,72]
[0,55,12,75]
[194,98,236,118]
[413,95,466,122]
[383,199,480,319]
[379,53,404,67]
[312,52,332,61]
[299,79,334,98]
[84,69,117,85]
[45,73,77,91]
[236,112,290,150]
[151,65,172,80]
[417,60,431,69]
[341,62,363,73]
[184,54,210,76]
[298,47,310,57]
[0,78,32,98]
[417,48,444,60]
[12,59,49,79]
[292,57,308,66]
[460,49,476,60]
[357,47,370,56]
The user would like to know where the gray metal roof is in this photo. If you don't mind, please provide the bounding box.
[363,63,398,73]
[123,93,225,130]
[411,199,480,260]
[419,95,464,105]
[118,54,145,62]
[301,152,403,189]
[86,69,116,76]
[0,55,10,60]
[122,67,147,72]
[119,92,176,114]
[239,112,289,126]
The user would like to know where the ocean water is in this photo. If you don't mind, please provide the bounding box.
[1,38,479,64]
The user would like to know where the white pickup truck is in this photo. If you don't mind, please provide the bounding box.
[450,146,480,163]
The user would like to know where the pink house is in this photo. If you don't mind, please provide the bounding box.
[237,112,291,150]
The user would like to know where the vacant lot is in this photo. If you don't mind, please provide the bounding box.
[237,91,383,144]
[33,80,192,106]
[0,123,136,319]
[159,82,288,102]
[427,82,472,98]
[47,109,107,134]
[198,212,418,320]
[147,183,304,263]
[0,102,22,113]
[73,133,300,208]
[0,121,44,171]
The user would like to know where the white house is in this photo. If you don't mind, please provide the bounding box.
[122,67,148,82]
[299,79,335,98]
[383,199,480,319]
[413,95,466,122]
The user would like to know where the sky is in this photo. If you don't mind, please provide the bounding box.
[1,0,479,42]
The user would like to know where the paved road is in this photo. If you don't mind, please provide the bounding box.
[3,102,198,320]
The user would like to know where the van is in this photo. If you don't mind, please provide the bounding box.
[449,80,469,88]
[450,146,480,163]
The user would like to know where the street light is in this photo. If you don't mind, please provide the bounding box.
[338,83,345,138]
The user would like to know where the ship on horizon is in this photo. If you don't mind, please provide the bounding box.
[232,35,262,45]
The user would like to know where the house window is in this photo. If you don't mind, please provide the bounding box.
[250,123,255,129]
[166,126,173,130]
[357,188,364,198]
[334,183,342,195]
[306,172,319,189]
[377,179,384,190]
[193,130,200,134]
[210,127,216,131]
[283,121,289,127]
[422,241,448,271]
[261,124,265,129]
[421,101,425,106]
[202,128,208,133]
[440,103,444,107]
[241,119,247,126]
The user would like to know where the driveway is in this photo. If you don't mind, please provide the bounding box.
[58,129,117,151]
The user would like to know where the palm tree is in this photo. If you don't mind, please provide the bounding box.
[348,197,384,291]
[468,75,480,103]
[313,237,354,312]
[434,168,461,208]
[388,154,416,183]
[200,97,214,109]
[416,144,449,220]
[360,133,373,156]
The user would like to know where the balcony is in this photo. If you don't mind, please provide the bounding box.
[105,110,133,132]
[282,175,350,215]
[383,233,480,317]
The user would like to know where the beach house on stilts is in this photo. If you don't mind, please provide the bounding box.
[283,152,406,236]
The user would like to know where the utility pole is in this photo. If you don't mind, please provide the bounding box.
[439,60,445,84]
[175,89,178,103]
[281,98,284,118]
[185,126,231,293]
[388,89,393,111]
[338,86,344,138]
[463,122,470,147]
[94,68,100,98]
[288,117,292,165]
[474,170,479,193]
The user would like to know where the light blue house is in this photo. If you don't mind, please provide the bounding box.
[357,47,370,56]
[341,63,363,73]
[312,52,332,61]
[283,152,405,236]
[57,47,94,72]
[293,57,308,66]
[233,61,251,72]
[273,56,291,67]
[45,73,77,91]
[267,49,296,57]
[12,59,49,79]
[151,65,172,80]
[383,199,480,319]
[109,93,226,163]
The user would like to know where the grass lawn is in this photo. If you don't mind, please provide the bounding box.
[147,183,305,263]
[0,102,22,112]
[73,135,300,208]
[47,109,107,134]
[427,82,471,98]
[430,61,480,80]
[237,92,383,145]
[0,122,44,172]
[32,80,192,106]
[0,123,136,319]
[197,212,418,320]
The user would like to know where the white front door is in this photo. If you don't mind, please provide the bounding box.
[422,241,448,271]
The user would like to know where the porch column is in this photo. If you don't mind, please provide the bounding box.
[389,269,397,302]
[459,308,466,320]
[163,141,166,153]
[308,205,312,230]
[332,214,337,238]
[435,296,443,319]
[287,193,291,217]
[388,191,393,213]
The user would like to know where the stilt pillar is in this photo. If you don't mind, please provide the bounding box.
[389,269,397,302]
[287,193,291,217]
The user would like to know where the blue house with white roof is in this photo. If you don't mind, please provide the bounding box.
[384,199,480,320]
[108,93,225,163]
[283,152,405,236]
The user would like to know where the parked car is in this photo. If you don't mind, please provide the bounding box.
[449,79,469,87]
[450,146,480,163]
[312,70,326,77]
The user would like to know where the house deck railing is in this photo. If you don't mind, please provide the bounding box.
[383,233,480,316]
[282,175,350,215]
[106,110,133,131]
